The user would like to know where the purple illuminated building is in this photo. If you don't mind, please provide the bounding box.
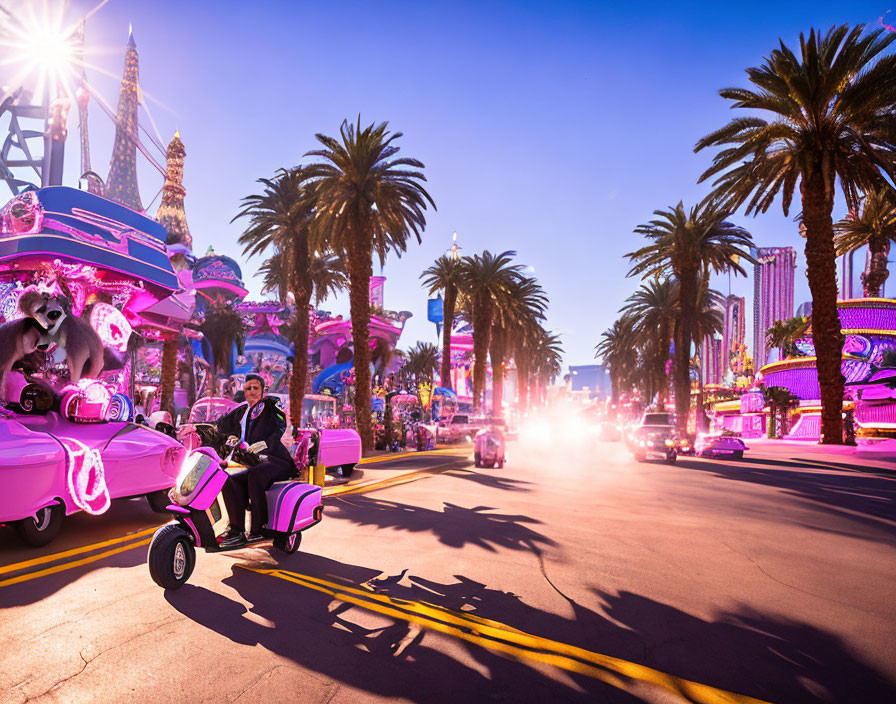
[752,247,796,369]
[723,295,745,375]
[700,336,723,385]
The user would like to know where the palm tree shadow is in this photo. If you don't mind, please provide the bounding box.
[443,468,534,492]
[164,553,615,703]
[163,551,895,703]
[327,496,556,552]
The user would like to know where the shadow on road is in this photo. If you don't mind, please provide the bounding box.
[326,496,556,552]
[162,550,895,704]
[443,469,534,493]
[164,553,636,704]
[0,498,161,607]
[674,458,896,539]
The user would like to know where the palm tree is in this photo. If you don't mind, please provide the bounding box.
[458,250,523,411]
[835,187,896,297]
[692,283,725,431]
[763,385,799,438]
[200,301,245,397]
[767,316,811,359]
[627,200,753,433]
[490,275,547,414]
[421,254,463,390]
[304,118,436,451]
[595,316,639,404]
[620,278,678,408]
[530,329,563,406]
[404,341,440,384]
[695,25,896,443]
[512,315,540,412]
[258,248,349,307]
[234,168,314,427]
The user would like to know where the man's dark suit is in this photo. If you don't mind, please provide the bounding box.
[217,397,293,533]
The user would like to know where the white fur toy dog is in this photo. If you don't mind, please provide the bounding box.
[18,290,104,383]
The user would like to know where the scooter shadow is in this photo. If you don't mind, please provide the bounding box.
[163,553,627,704]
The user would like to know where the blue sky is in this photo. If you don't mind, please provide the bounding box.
[44,0,896,366]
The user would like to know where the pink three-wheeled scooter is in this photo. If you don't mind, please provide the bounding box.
[148,427,323,589]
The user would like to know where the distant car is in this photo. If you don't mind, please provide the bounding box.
[695,433,747,459]
[437,414,482,443]
[629,411,678,463]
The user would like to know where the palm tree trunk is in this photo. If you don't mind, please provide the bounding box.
[862,236,890,297]
[289,232,312,430]
[185,343,196,407]
[441,284,456,389]
[656,329,670,409]
[675,272,697,434]
[159,337,178,418]
[347,228,374,452]
[802,170,844,444]
[517,352,530,411]
[489,327,506,414]
[472,293,493,412]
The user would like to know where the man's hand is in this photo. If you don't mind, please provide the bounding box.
[247,440,267,454]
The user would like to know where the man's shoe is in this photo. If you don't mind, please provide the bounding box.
[218,529,247,548]
[244,531,266,544]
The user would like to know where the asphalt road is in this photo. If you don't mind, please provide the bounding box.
[1,428,894,704]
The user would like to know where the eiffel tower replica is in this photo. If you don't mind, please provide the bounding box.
[105,29,143,211]
[155,131,193,271]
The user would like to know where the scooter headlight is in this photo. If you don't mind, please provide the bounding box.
[175,452,214,503]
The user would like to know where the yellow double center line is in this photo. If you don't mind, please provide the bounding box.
[0,456,466,587]
[239,565,773,704]
[0,528,155,588]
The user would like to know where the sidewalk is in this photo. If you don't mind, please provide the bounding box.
[744,436,896,474]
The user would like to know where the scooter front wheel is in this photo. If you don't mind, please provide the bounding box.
[274,531,302,554]
[148,524,195,589]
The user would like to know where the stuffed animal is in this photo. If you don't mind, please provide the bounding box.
[0,317,45,401]
[18,290,104,384]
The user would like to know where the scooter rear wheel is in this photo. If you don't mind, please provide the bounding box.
[274,531,302,554]
[148,524,195,589]
[14,502,64,547]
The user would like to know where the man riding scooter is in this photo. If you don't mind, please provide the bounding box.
[216,374,293,547]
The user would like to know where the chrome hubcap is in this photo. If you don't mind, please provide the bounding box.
[173,542,186,579]
[34,507,51,531]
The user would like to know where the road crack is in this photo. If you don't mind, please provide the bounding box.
[717,538,881,615]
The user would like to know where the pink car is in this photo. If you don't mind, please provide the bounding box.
[0,397,185,547]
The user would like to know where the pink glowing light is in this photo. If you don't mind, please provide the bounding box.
[882,10,896,32]
[61,437,110,515]
[0,191,44,235]
[90,302,132,352]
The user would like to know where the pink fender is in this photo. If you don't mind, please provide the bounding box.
[0,419,68,521]
[266,481,322,533]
